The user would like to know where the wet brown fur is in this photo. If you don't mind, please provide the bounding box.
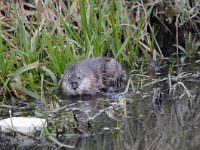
[61,57,126,96]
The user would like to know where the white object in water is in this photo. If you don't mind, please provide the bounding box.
[0,117,46,134]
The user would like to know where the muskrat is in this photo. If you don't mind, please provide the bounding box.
[60,57,126,96]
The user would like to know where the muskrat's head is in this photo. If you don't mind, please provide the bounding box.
[61,64,98,95]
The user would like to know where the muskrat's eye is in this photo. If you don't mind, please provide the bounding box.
[64,78,69,82]
[77,76,81,80]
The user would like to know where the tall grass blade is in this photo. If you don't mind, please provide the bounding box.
[109,15,120,56]
[10,62,45,81]
[41,66,58,85]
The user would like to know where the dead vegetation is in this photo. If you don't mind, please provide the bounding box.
[0,0,199,58]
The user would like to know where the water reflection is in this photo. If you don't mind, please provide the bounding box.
[68,83,200,150]
[0,60,200,150]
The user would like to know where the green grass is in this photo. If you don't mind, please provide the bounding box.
[0,0,199,100]
[0,1,199,149]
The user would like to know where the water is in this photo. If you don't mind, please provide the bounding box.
[0,59,200,150]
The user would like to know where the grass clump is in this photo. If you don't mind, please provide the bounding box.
[0,0,199,100]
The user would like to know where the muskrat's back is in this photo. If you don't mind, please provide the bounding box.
[61,57,126,96]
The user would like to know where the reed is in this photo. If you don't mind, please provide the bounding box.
[0,0,199,100]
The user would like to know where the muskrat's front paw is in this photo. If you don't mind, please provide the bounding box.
[96,83,107,91]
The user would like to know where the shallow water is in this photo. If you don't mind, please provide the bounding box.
[0,59,200,150]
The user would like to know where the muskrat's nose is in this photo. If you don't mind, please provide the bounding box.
[71,82,78,90]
